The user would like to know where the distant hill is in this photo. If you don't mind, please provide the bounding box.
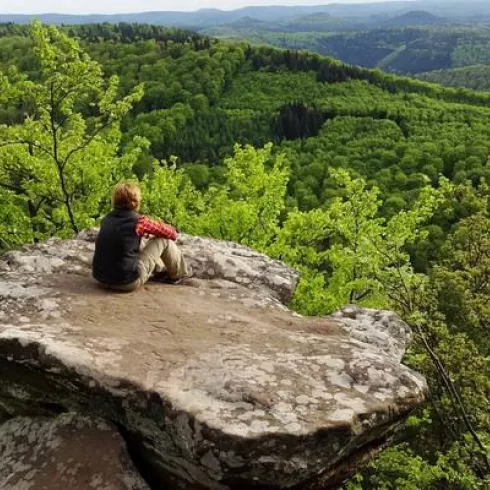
[382,10,447,27]
[315,26,490,74]
[225,16,271,30]
[281,12,352,32]
[0,5,366,28]
[0,12,211,28]
[2,0,490,30]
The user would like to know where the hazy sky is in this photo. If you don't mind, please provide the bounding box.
[1,0,410,15]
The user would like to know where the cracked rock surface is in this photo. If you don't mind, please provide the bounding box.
[0,232,427,489]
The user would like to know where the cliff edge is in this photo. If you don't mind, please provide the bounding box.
[0,231,427,489]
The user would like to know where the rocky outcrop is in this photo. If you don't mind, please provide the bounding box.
[0,232,427,489]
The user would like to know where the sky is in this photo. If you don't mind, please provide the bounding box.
[0,0,411,15]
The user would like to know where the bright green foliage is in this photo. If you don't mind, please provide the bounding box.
[269,207,331,314]
[346,442,490,490]
[195,143,289,250]
[274,170,448,315]
[434,211,490,354]
[345,183,490,489]
[322,169,387,310]
[141,143,289,251]
[141,159,204,233]
[0,187,33,247]
[0,22,143,245]
[346,445,446,490]
[269,207,330,268]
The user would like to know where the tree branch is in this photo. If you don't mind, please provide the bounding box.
[0,139,55,161]
[61,118,114,169]
[0,181,23,193]
[49,81,78,234]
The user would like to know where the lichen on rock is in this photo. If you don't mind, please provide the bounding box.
[0,412,150,490]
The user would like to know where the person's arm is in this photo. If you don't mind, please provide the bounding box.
[135,215,177,241]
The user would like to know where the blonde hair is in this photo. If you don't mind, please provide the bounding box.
[112,183,141,211]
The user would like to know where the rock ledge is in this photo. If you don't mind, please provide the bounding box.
[0,232,427,489]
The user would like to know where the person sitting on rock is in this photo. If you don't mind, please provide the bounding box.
[92,182,189,291]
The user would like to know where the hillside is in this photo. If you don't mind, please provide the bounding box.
[206,24,490,75]
[418,64,490,91]
[280,12,352,33]
[2,22,490,215]
[0,3,406,29]
[0,23,489,490]
[6,1,490,79]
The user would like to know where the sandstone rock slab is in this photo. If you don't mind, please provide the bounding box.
[0,233,427,489]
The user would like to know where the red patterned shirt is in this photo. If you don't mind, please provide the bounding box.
[135,215,177,241]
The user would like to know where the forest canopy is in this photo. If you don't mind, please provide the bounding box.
[0,22,489,489]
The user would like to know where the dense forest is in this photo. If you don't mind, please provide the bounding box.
[205,24,490,77]
[418,64,490,92]
[7,0,490,83]
[0,22,489,489]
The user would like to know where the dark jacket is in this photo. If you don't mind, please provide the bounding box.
[92,208,141,285]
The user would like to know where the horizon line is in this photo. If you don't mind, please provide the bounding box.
[0,0,418,17]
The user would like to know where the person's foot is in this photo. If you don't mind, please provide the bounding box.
[163,274,184,285]
[149,271,170,283]
[150,269,193,285]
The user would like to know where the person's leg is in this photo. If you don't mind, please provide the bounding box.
[160,239,188,279]
[138,238,188,284]
[139,237,163,272]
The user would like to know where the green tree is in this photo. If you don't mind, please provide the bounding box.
[0,22,144,245]
[434,211,490,354]
[197,143,289,250]
[348,183,490,490]
[273,170,448,314]
[141,158,204,232]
